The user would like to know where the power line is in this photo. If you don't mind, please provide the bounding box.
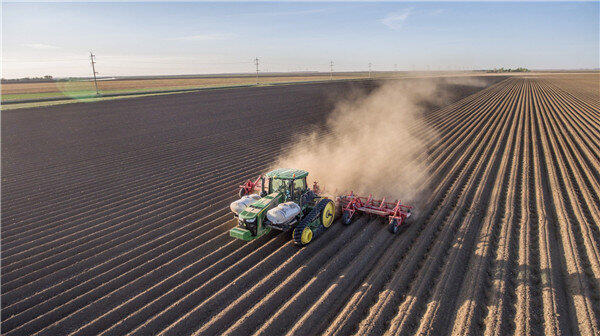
[3,59,253,65]
[106,60,254,65]
[89,51,99,95]
[329,60,334,80]
[254,57,259,84]
[3,59,89,63]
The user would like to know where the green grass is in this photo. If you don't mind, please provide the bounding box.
[1,90,206,110]
[1,85,235,102]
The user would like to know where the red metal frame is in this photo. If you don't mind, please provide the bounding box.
[337,191,413,229]
[312,181,322,195]
[239,175,264,195]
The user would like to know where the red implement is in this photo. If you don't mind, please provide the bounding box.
[336,192,413,234]
[238,175,264,197]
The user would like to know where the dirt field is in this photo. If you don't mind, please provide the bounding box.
[1,75,599,335]
[1,75,364,101]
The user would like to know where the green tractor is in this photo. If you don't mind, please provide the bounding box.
[229,168,335,246]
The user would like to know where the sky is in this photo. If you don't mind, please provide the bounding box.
[2,1,598,78]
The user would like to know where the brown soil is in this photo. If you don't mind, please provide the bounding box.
[1,75,362,95]
[1,75,598,335]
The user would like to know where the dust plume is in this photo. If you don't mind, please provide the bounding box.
[273,78,484,206]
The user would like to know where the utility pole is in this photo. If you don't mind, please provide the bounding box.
[254,57,260,84]
[394,63,398,72]
[89,51,99,95]
[368,62,372,78]
[329,60,334,80]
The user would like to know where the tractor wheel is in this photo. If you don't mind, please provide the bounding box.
[388,219,399,234]
[293,220,316,246]
[342,210,353,225]
[321,199,335,228]
[238,188,248,198]
[293,199,329,246]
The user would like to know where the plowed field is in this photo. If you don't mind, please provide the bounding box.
[2,75,599,335]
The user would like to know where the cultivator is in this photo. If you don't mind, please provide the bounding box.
[337,192,413,234]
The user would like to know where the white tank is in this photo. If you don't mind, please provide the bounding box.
[230,194,261,215]
[267,202,301,224]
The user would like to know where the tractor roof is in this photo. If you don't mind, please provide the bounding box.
[265,168,309,180]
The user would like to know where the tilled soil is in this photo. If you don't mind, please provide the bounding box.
[2,75,599,335]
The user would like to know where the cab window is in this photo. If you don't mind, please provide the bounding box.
[270,178,288,193]
[293,178,306,194]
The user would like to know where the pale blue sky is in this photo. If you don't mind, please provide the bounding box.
[2,1,598,78]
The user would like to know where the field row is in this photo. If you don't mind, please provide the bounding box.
[2,76,598,335]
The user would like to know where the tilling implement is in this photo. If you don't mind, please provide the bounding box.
[229,168,335,246]
[337,192,413,234]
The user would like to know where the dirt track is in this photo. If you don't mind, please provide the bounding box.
[2,75,599,335]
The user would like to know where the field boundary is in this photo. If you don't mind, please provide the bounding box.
[1,78,372,105]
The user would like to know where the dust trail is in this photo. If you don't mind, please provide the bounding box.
[274,78,482,206]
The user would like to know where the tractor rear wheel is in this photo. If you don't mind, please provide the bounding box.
[321,199,335,228]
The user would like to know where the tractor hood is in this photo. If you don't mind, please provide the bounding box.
[238,192,283,222]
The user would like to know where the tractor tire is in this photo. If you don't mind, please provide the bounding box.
[293,199,330,246]
[321,199,335,228]
[342,210,353,225]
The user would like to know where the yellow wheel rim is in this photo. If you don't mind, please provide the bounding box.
[301,227,313,244]
[322,201,335,228]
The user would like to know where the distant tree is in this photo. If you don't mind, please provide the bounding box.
[486,67,529,73]
[1,75,56,83]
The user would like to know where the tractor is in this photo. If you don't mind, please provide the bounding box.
[229,168,335,246]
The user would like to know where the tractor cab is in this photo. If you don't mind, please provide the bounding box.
[230,168,334,246]
[265,168,309,203]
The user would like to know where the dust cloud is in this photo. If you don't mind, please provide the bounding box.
[273,78,483,206]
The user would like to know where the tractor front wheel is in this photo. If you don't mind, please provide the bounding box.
[293,199,331,246]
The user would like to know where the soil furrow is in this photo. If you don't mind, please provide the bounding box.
[451,80,525,336]
[355,78,521,335]
[4,76,597,335]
